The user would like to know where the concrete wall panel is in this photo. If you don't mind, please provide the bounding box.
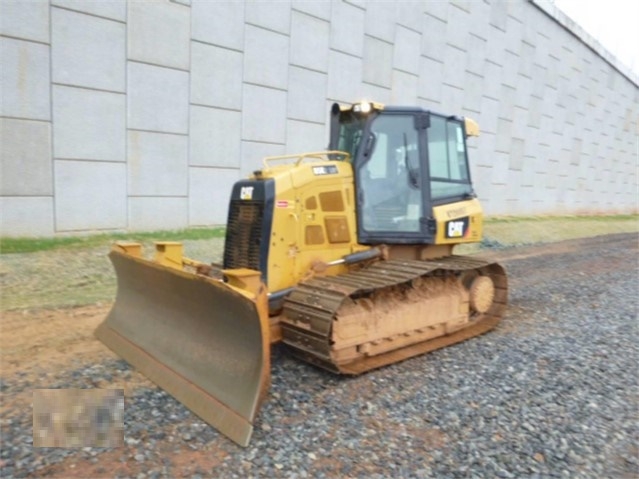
[190,106,241,168]
[285,119,326,154]
[364,2,395,43]
[128,62,189,134]
[1,38,50,120]
[360,82,392,105]
[245,1,291,34]
[191,42,243,110]
[128,1,190,70]
[440,83,463,115]
[480,60,502,102]
[393,26,420,75]
[128,131,188,196]
[442,43,466,90]
[330,1,364,57]
[189,167,239,226]
[291,0,331,21]
[417,96,442,113]
[485,25,507,69]
[287,67,327,123]
[327,51,362,103]
[1,118,52,196]
[463,71,483,114]
[242,85,287,143]
[421,14,446,62]
[52,8,125,92]
[51,0,126,21]
[243,26,289,90]
[53,86,125,161]
[363,36,393,88]
[128,197,188,231]
[446,4,471,51]
[424,1,448,23]
[391,70,418,104]
[290,11,330,72]
[54,160,126,231]
[192,1,244,50]
[465,1,491,41]
[396,2,425,33]
[501,50,520,90]
[489,1,508,32]
[0,197,54,236]
[466,33,487,76]
[418,57,444,102]
[472,130,496,169]
[0,0,49,43]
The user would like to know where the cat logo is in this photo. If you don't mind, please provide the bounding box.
[240,186,254,200]
[445,217,470,239]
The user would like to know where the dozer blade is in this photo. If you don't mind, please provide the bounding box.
[95,250,270,447]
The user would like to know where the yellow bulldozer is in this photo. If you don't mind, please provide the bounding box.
[96,101,508,446]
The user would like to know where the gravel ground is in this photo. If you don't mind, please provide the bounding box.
[1,233,638,478]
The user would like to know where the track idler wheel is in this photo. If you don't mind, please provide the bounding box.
[468,275,495,313]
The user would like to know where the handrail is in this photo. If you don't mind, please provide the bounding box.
[262,150,350,168]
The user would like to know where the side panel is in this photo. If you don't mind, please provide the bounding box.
[264,160,359,293]
[261,168,298,293]
[294,168,358,278]
[432,198,483,244]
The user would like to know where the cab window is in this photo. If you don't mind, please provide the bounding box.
[428,116,473,201]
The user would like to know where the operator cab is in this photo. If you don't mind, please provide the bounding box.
[329,101,476,244]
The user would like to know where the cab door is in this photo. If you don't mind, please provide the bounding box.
[354,112,434,244]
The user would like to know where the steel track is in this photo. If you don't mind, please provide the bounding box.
[280,255,508,374]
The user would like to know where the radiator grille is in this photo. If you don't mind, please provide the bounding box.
[223,200,264,271]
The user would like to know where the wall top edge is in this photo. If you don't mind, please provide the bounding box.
[530,0,639,88]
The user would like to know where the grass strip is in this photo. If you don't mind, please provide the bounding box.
[0,228,226,255]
